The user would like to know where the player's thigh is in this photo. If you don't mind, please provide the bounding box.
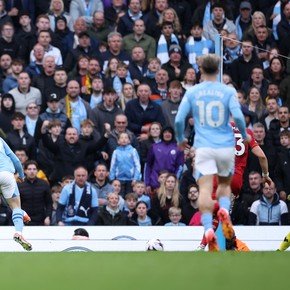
[0,171,20,200]
[215,147,235,178]
[195,148,218,178]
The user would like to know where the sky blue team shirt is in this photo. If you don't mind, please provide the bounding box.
[175,81,246,149]
[0,137,24,179]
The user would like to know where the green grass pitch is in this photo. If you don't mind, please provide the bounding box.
[0,252,289,290]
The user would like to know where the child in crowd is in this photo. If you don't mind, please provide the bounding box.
[133,181,151,209]
[50,185,62,225]
[113,62,133,98]
[111,179,125,210]
[109,132,141,196]
[144,57,161,89]
[280,130,290,149]
[164,207,186,226]
[185,22,213,72]
[123,192,138,218]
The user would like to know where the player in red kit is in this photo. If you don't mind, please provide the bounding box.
[196,122,272,251]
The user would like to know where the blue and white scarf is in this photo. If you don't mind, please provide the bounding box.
[157,34,179,64]
[82,0,94,17]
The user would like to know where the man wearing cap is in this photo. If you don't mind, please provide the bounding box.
[64,31,101,72]
[203,2,236,42]
[161,44,191,82]
[235,1,252,40]
[34,92,71,143]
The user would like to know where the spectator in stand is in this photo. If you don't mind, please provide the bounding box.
[245,86,266,121]
[0,54,12,86]
[161,44,191,83]
[25,102,39,138]
[0,93,15,134]
[264,57,286,86]
[57,166,99,226]
[139,121,162,173]
[185,22,213,73]
[241,66,269,102]
[119,82,137,110]
[50,184,61,225]
[164,206,186,226]
[182,184,199,225]
[18,160,52,226]
[266,106,290,150]
[143,57,161,90]
[249,181,288,225]
[133,181,151,209]
[88,11,112,43]
[42,126,109,182]
[92,87,123,135]
[111,179,125,210]
[69,0,104,27]
[90,163,114,207]
[103,57,118,88]
[156,21,180,65]
[106,113,138,158]
[109,132,141,196]
[59,80,96,133]
[125,83,165,140]
[223,33,241,74]
[243,11,267,42]
[117,0,146,37]
[0,195,12,226]
[0,1,12,28]
[235,1,252,40]
[230,38,262,88]
[203,2,236,42]
[83,76,104,108]
[231,171,264,225]
[145,126,184,193]
[32,30,62,66]
[277,1,290,57]
[96,192,129,225]
[3,58,24,93]
[78,119,102,173]
[158,8,182,39]
[275,130,290,207]
[101,32,131,71]
[0,22,19,58]
[68,55,89,80]
[123,19,156,60]
[266,82,282,106]
[48,0,72,32]
[25,43,45,78]
[161,80,183,128]
[129,200,162,225]
[150,69,169,105]
[152,173,182,224]
[32,55,56,111]
[104,0,127,29]
[64,31,99,72]
[260,97,279,131]
[181,68,197,91]
[62,17,99,61]
[77,57,103,99]
[6,112,36,160]
[112,61,134,97]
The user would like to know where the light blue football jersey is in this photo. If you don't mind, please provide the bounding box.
[175,81,246,149]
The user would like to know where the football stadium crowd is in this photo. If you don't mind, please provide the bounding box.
[0,0,290,228]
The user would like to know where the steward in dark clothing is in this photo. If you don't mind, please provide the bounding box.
[18,178,52,226]
[96,206,129,225]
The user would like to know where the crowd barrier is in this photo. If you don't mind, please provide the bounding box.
[0,226,289,252]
